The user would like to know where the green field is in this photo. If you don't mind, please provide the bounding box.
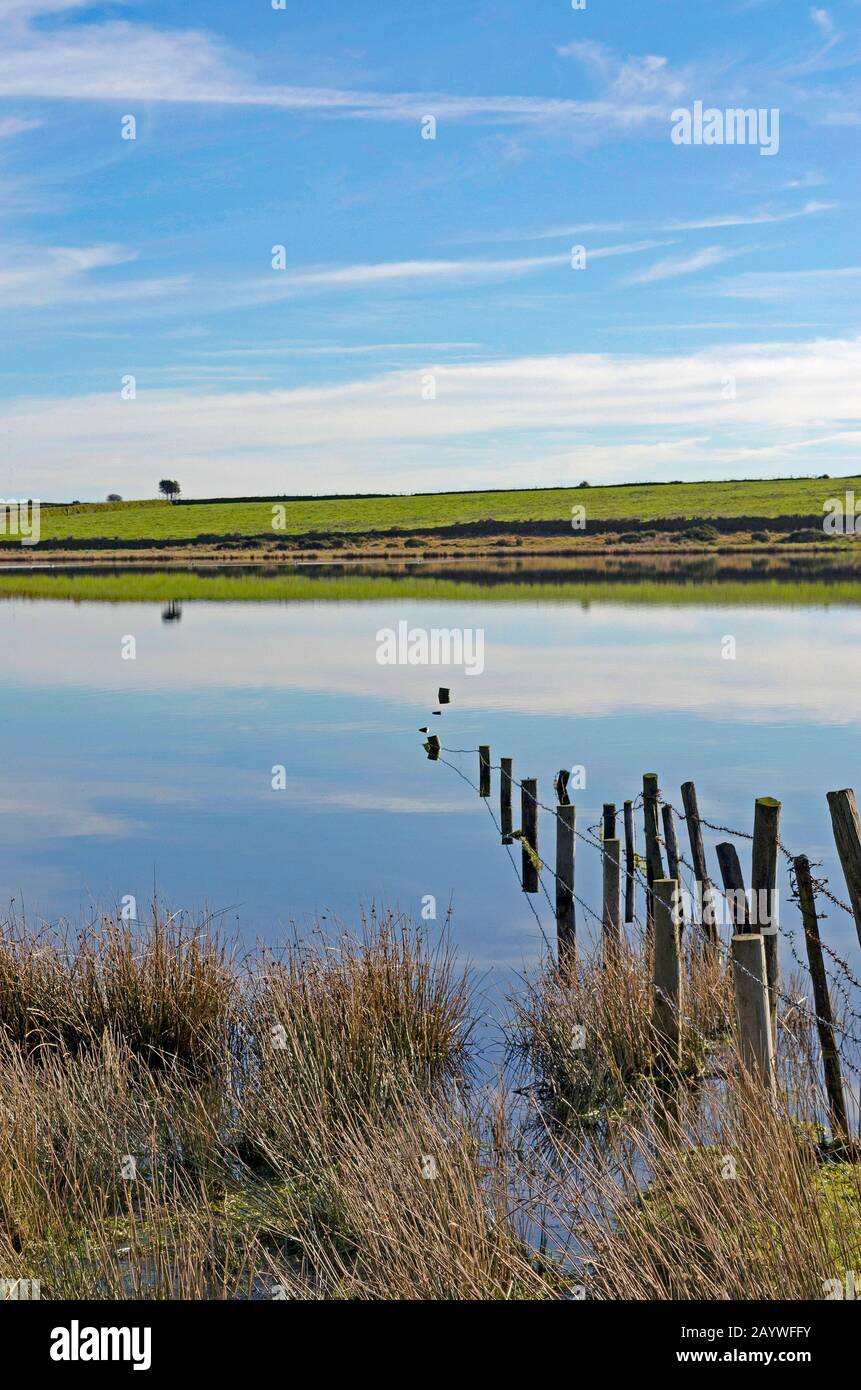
[23,473,860,543]
[2,570,860,607]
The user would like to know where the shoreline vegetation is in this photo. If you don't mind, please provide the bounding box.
[0,906,857,1300]
[3,554,861,607]
[3,473,859,565]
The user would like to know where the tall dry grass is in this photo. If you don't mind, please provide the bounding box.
[543,1059,861,1300]
[508,932,731,1130]
[0,908,236,1071]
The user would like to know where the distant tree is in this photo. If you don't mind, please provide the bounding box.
[577,480,591,488]
[158,479,181,503]
[106,493,122,502]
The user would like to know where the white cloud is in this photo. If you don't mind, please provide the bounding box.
[4,334,861,496]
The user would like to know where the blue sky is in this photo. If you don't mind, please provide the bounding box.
[1,0,859,499]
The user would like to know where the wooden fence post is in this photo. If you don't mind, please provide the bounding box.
[602,803,616,842]
[652,878,683,1068]
[603,837,621,964]
[556,803,576,969]
[794,854,848,1140]
[661,804,685,935]
[731,933,775,1092]
[680,781,719,953]
[521,779,539,893]
[555,769,571,806]
[716,842,750,930]
[826,789,861,950]
[752,797,781,1044]
[643,774,665,934]
[623,799,636,924]
[500,758,513,844]
[479,746,491,798]
[424,734,440,761]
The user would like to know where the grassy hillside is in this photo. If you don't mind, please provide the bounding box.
[24,474,859,543]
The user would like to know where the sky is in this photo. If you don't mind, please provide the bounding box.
[0,0,860,500]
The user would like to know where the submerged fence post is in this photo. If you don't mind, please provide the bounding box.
[716,842,750,931]
[500,758,513,844]
[826,789,861,950]
[731,933,775,1092]
[794,853,848,1141]
[623,799,636,924]
[752,797,781,1045]
[521,779,539,893]
[643,774,665,935]
[478,746,491,799]
[681,780,719,954]
[652,878,683,1069]
[556,803,576,969]
[603,837,621,965]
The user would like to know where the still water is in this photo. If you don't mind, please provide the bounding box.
[2,564,860,974]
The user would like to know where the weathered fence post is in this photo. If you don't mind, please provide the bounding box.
[521,779,539,893]
[652,878,683,1068]
[556,803,576,969]
[623,799,636,924]
[479,746,491,799]
[643,774,665,934]
[794,854,848,1140]
[500,758,513,844]
[424,734,440,760]
[826,789,861,950]
[716,842,750,930]
[731,932,775,1092]
[555,769,570,805]
[661,803,685,935]
[603,837,621,964]
[752,797,781,1044]
[602,803,616,842]
[681,780,719,954]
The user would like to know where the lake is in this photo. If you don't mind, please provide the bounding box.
[2,560,860,983]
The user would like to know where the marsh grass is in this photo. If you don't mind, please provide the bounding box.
[1,903,858,1300]
[549,1060,861,1300]
[508,934,732,1131]
[253,1076,556,1301]
[0,908,496,1299]
[0,908,237,1072]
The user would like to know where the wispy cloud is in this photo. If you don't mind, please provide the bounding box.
[665,200,836,230]
[0,114,41,137]
[626,246,735,285]
[0,242,190,308]
[0,7,660,130]
[716,266,861,299]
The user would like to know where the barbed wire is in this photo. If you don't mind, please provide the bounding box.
[427,740,861,1069]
